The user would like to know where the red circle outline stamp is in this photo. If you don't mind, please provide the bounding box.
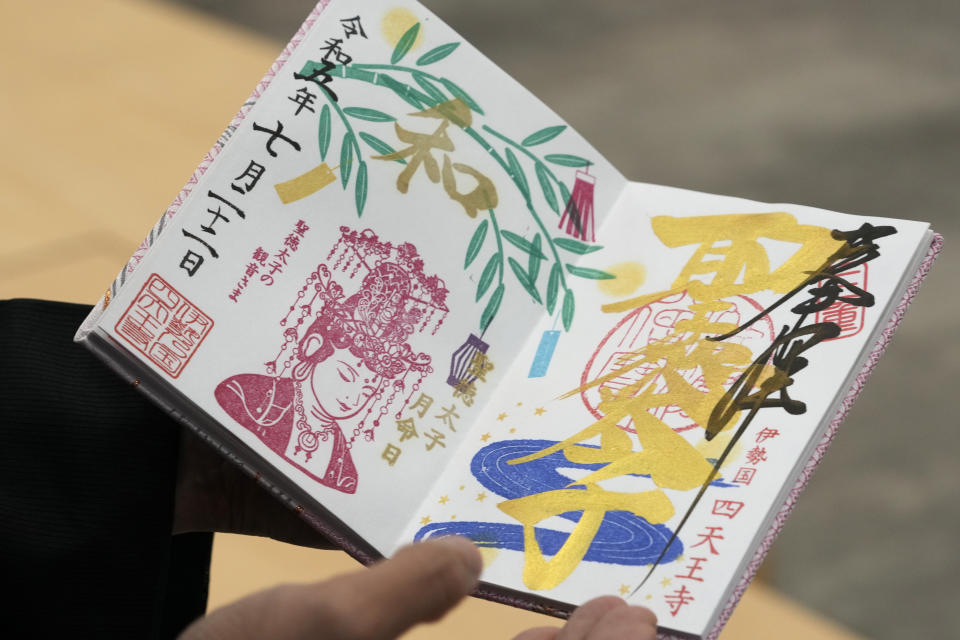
[580,291,776,434]
[815,263,868,340]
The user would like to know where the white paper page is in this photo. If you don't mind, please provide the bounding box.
[396,181,929,636]
[85,0,626,553]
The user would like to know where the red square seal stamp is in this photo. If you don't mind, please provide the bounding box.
[114,273,214,378]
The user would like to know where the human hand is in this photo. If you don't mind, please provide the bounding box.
[513,596,658,640]
[173,431,656,639]
[173,428,334,548]
[179,536,657,640]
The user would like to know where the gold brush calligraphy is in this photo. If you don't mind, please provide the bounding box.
[499,212,842,590]
[374,99,498,218]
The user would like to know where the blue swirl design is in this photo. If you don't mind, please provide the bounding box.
[415,439,734,566]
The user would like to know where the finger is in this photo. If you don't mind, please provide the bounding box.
[587,604,658,640]
[557,596,628,640]
[513,627,561,640]
[313,536,482,639]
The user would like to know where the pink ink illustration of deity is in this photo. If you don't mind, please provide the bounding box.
[214,227,449,494]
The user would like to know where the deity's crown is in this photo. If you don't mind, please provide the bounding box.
[289,227,449,379]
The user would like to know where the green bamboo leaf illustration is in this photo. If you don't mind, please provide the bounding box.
[501,230,547,259]
[476,252,500,301]
[562,289,575,331]
[439,77,484,114]
[355,161,368,216]
[505,148,529,200]
[546,263,561,314]
[318,104,331,160]
[527,234,543,283]
[358,131,406,164]
[559,181,572,209]
[340,133,354,188]
[535,163,559,214]
[508,257,542,304]
[545,153,592,168]
[408,87,436,107]
[412,72,447,102]
[391,22,420,64]
[378,74,429,110]
[343,106,395,122]
[522,125,567,147]
[554,237,603,254]
[566,264,615,280]
[480,283,505,331]
[464,219,489,268]
[416,42,460,66]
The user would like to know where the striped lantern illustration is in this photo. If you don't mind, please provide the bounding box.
[448,333,489,387]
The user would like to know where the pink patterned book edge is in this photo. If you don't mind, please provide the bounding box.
[677,231,943,640]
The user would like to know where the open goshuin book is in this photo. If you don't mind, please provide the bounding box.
[75,1,941,637]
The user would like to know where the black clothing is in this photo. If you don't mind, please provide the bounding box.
[0,299,212,638]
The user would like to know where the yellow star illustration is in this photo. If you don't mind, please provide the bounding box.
[438,495,449,505]
[480,432,492,442]
[516,401,523,407]
[496,413,507,421]
[509,427,516,433]
[450,514,457,520]
[476,492,487,502]
[618,584,630,595]
[420,516,431,525]
[534,407,546,416]
[459,484,465,491]
[660,577,672,587]
[645,594,652,601]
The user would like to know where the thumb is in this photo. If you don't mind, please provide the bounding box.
[317,536,482,638]
[180,536,482,640]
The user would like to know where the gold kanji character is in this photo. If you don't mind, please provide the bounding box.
[396,417,419,442]
[604,213,844,312]
[408,393,434,418]
[466,351,495,384]
[452,379,477,406]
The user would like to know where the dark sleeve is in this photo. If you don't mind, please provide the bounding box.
[0,299,212,639]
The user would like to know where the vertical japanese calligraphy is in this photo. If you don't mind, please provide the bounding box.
[228,219,310,302]
[631,221,899,597]
[381,351,496,467]
[427,213,897,596]
[178,129,302,276]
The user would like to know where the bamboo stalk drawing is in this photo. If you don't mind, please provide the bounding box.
[295,23,611,333]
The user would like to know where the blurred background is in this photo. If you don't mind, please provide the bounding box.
[2,0,957,637]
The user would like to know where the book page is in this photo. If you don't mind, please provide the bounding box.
[85,0,625,554]
[395,181,930,636]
